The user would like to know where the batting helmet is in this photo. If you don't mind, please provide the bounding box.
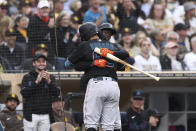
[6,93,20,105]
[98,23,116,35]
[79,22,98,41]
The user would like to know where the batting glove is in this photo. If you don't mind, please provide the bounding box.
[94,59,107,68]
[100,48,114,57]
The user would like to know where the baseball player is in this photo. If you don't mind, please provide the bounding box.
[98,22,135,66]
[68,22,129,131]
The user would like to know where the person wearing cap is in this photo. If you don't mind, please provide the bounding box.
[21,53,60,131]
[145,109,162,131]
[21,43,53,71]
[0,93,23,131]
[122,90,149,131]
[160,41,183,71]
[184,1,196,35]
[174,23,190,50]
[27,0,54,58]
[134,37,162,71]
[18,0,33,17]
[51,96,79,131]
[183,33,196,71]
[0,28,25,70]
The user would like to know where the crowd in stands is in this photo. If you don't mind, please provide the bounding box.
[0,0,196,72]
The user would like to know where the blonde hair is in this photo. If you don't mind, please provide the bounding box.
[138,37,151,47]
[56,11,70,27]
[69,0,81,12]
[134,31,147,46]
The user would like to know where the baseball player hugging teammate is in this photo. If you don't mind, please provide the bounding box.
[68,22,129,131]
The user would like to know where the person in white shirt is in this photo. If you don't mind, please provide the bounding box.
[183,34,196,70]
[160,41,183,71]
[134,37,162,71]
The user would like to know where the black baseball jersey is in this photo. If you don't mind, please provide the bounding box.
[122,107,149,131]
[68,39,129,89]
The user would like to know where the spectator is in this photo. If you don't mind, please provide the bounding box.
[174,23,191,51]
[160,41,183,71]
[119,27,133,56]
[21,54,60,131]
[7,0,19,17]
[83,0,107,26]
[18,0,33,17]
[105,0,119,30]
[183,34,196,70]
[141,0,152,18]
[165,0,185,24]
[52,96,79,130]
[0,16,14,38]
[51,11,76,58]
[134,37,162,71]
[132,30,147,57]
[0,28,24,70]
[0,93,23,131]
[122,90,149,131]
[54,0,66,16]
[150,29,165,51]
[144,2,173,35]
[69,0,82,14]
[165,30,188,66]
[146,108,162,131]
[27,0,54,58]
[21,43,53,71]
[14,14,29,51]
[0,0,8,20]
[72,3,89,24]
[116,0,142,33]
[184,1,196,35]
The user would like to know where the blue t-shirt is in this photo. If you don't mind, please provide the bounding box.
[83,6,107,24]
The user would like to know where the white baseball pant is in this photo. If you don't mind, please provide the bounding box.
[23,114,50,131]
[83,77,121,131]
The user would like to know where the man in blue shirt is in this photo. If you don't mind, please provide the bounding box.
[83,0,107,26]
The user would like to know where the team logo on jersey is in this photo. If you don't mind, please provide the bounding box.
[64,117,68,123]
[17,115,22,121]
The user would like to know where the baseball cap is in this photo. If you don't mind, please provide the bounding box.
[51,96,64,103]
[148,109,162,118]
[6,93,20,104]
[71,15,80,24]
[37,0,50,9]
[121,27,132,36]
[132,90,144,100]
[184,2,196,12]
[174,23,189,31]
[19,0,30,8]
[33,54,47,61]
[165,41,179,49]
[35,43,48,52]
[5,28,17,36]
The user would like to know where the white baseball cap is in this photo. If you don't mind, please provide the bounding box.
[37,0,50,9]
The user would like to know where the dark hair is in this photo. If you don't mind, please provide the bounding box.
[148,2,165,20]
[14,14,27,28]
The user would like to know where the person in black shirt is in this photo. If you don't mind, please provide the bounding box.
[68,22,129,131]
[21,54,59,131]
[122,90,149,131]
